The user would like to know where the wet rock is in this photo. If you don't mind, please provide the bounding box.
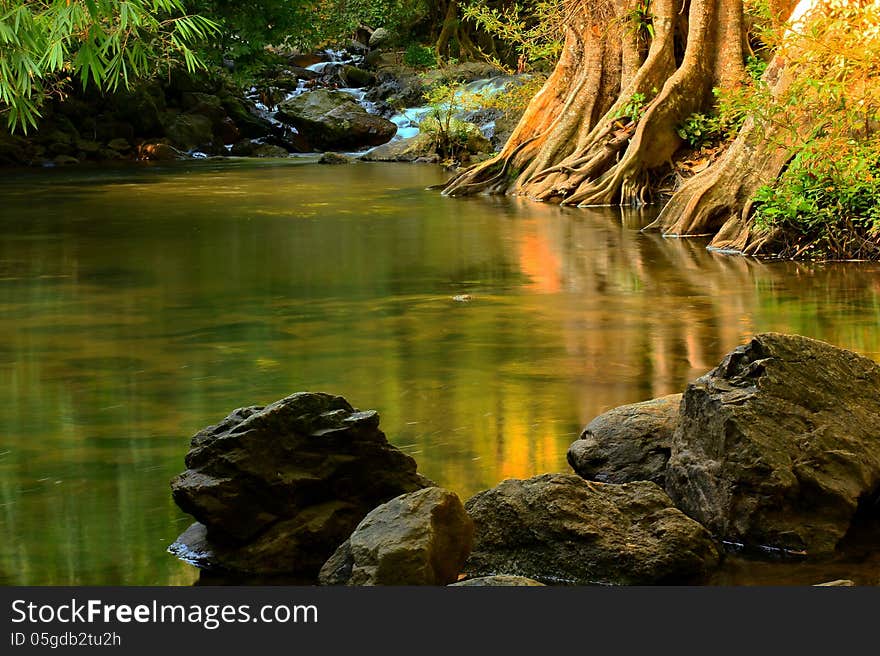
[216,117,241,145]
[275,89,397,151]
[319,152,354,165]
[219,94,273,139]
[464,474,719,585]
[183,92,225,120]
[568,394,680,486]
[165,114,214,151]
[319,487,473,586]
[450,575,545,587]
[251,144,290,158]
[666,333,880,555]
[138,141,187,161]
[112,83,165,135]
[364,69,425,106]
[170,392,429,577]
[491,112,522,150]
[230,139,258,156]
[360,133,435,162]
[340,66,376,89]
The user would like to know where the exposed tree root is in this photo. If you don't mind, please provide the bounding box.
[644,50,798,253]
[443,0,748,207]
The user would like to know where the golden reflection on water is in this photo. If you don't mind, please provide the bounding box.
[0,159,878,585]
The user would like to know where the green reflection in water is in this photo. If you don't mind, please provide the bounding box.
[1,159,878,585]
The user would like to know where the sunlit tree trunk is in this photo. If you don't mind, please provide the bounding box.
[442,0,815,254]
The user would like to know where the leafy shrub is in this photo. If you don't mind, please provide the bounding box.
[404,43,438,69]
[752,142,880,259]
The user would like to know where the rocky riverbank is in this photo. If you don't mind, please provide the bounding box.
[0,39,519,169]
[168,333,880,585]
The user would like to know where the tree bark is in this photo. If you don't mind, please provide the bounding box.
[443,0,750,207]
[442,0,821,257]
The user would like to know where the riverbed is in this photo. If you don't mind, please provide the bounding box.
[1,158,878,585]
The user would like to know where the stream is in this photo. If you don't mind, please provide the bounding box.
[0,158,878,585]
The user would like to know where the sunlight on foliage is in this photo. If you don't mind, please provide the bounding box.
[0,0,218,132]
[749,0,880,259]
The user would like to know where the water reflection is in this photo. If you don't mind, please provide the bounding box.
[0,160,878,585]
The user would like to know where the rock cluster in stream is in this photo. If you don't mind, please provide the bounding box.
[169,333,880,585]
[169,392,430,577]
[0,37,513,168]
[569,333,880,555]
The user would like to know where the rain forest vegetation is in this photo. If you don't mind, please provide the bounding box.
[0,0,431,131]
[443,0,880,260]
[1,0,877,261]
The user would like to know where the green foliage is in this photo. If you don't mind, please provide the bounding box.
[469,73,546,115]
[615,92,647,124]
[745,54,768,82]
[191,1,428,65]
[742,0,880,259]
[677,89,747,148]
[422,80,478,159]
[461,0,562,71]
[404,43,438,69]
[624,0,655,42]
[752,142,880,259]
[0,0,218,132]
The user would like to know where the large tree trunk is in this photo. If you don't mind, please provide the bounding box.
[442,0,825,257]
[443,0,749,206]
[644,0,828,254]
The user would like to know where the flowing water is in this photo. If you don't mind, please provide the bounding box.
[1,158,878,586]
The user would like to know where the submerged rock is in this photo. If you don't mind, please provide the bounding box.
[666,333,880,555]
[464,474,720,585]
[319,487,473,586]
[275,89,397,151]
[450,575,544,586]
[170,392,429,577]
[568,394,680,486]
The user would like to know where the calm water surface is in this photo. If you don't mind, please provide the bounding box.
[1,159,878,585]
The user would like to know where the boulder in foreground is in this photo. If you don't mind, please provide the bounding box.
[319,487,473,585]
[464,474,720,585]
[666,333,880,554]
[169,392,429,577]
[568,394,680,486]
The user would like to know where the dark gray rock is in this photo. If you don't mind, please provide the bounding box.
[165,113,214,151]
[319,487,473,585]
[340,66,376,89]
[464,474,720,585]
[666,333,880,555]
[450,575,544,586]
[568,394,680,485]
[275,90,397,151]
[170,392,429,577]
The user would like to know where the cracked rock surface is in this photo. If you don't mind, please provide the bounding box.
[666,333,880,554]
